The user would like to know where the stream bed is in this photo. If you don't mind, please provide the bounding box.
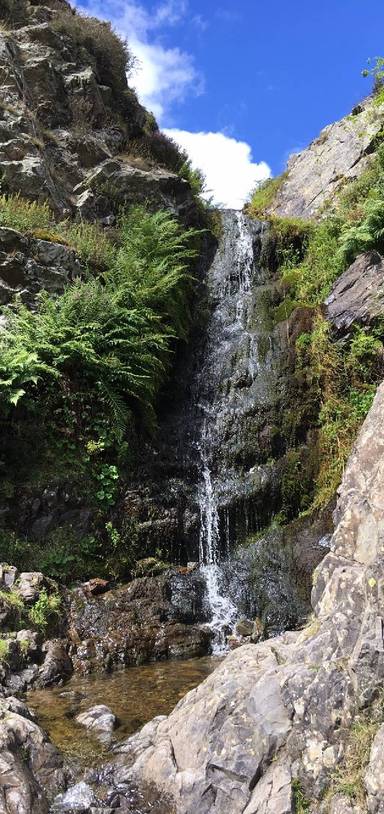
[27,656,220,769]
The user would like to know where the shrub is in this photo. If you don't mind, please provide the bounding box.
[0,0,27,26]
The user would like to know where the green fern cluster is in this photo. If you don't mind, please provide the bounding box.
[0,206,198,452]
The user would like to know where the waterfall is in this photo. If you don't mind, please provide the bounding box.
[196,210,262,652]
[198,445,237,654]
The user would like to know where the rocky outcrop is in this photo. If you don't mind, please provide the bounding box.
[104,381,384,813]
[267,98,384,219]
[0,3,197,223]
[0,226,82,306]
[68,568,212,673]
[325,250,384,331]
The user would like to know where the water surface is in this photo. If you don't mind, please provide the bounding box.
[28,656,219,767]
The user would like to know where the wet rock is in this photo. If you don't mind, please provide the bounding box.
[325,251,384,332]
[76,704,117,742]
[80,578,110,597]
[267,97,384,219]
[235,619,253,637]
[68,569,211,673]
[53,782,98,812]
[38,639,73,687]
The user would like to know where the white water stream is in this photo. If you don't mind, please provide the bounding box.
[197,211,258,653]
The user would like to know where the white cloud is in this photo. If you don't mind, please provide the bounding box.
[75,0,201,121]
[164,129,271,209]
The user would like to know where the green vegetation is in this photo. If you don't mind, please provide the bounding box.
[296,316,382,508]
[28,589,61,631]
[51,9,136,92]
[0,588,24,613]
[362,56,384,105]
[0,639,9,663]
[328,708,382,805]
[0,203,200,581]
[247,173,288,219]
[291,779,310,813]
[248,134,384,512]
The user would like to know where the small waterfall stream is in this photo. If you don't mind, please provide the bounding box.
[196,210,267,650]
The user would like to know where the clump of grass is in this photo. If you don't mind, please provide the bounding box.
[0,194,53,233]
[64,221,116,268]
[0,588,24,613]
[247,173,288,219]
[296,315,383,509]
[291,779,310,813]
[330,716,380,805]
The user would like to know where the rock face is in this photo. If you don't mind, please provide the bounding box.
[267,98,384,219]
[325,251,384,331]
[0,227,82,306]
[68,568,212,673]
[106,381,384,813]
[0,3,197,223]
[76,704,117,743]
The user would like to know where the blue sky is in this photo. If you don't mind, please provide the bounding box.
[76,0,384,207]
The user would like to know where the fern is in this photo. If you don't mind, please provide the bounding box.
[0,207,199,446]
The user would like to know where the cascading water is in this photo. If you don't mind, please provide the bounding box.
[198,441,237,653]
[196,210,266,651]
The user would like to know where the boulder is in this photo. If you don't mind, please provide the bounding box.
[17,572,46,603]
[325,251,384,331]
[75,704,117,743]
[38,639,73,687]
[0,563,18,589]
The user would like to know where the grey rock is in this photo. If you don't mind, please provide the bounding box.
[267,97,384,219]
[53,782,98,812]
[0,694,65,813]
[325,251,384,331]
[38,639,73,687]
[0,563,18,589]
[76,704,117,742]
[17,571,46,603]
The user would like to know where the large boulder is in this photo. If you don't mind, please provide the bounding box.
[100,381,384,813]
